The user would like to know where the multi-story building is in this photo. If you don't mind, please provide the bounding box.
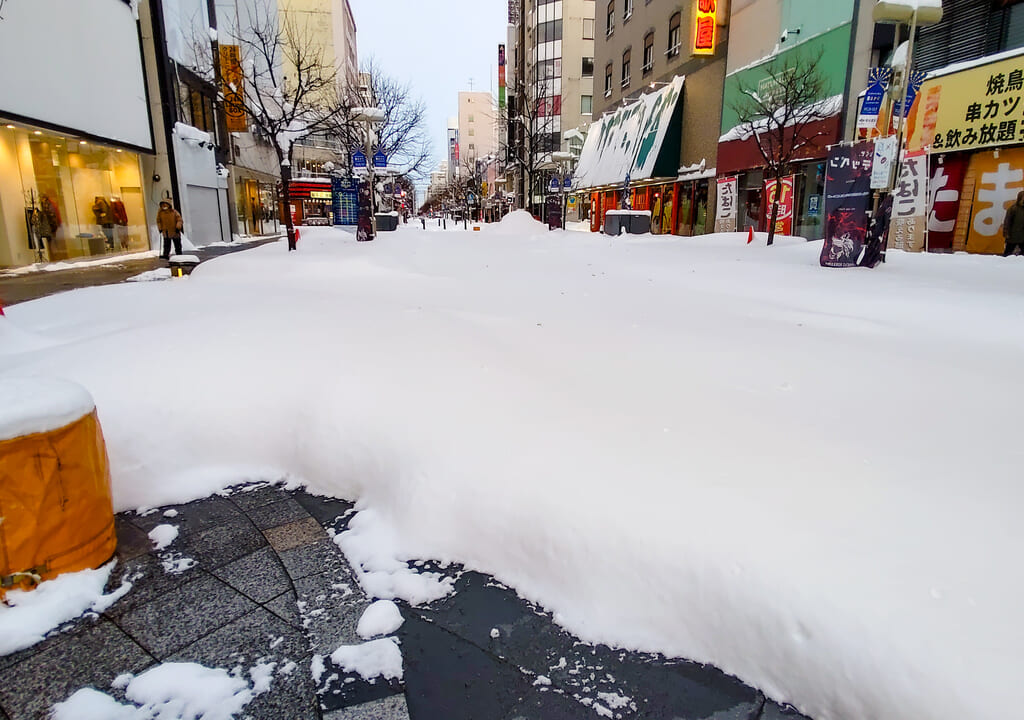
[508,0,596,214]
[0,0,155,268]
[458,92,498,169]
[716,0,868,240]
[578,0,729,235]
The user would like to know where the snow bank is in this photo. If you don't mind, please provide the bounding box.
[356,600,404,639]
[0,316,55,354]
[489,209,548,235]
[0,376,94,441]
[51,662,266,720]
[0,562,131,655]
[330,638,403,681]
[3,227,1024,720]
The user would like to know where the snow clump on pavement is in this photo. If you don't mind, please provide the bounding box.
[356,599,404,639]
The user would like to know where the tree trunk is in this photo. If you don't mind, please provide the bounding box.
[279,153,297,251]
[766,168,782,247]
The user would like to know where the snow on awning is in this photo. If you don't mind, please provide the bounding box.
[573,76,684,190]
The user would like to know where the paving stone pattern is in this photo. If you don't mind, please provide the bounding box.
[0,483,811,720]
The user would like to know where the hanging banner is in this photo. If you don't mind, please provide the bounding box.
[926,154,969,250]
[715,176,738,232]
[764,175,796,235]
[891,70,926,129]
[966,147,1024,254]
[871,135,898,190]
[889,150,928,252]
[820,141,875,268]
[858,67,892,129]
[498,44,507,110]
[219,45,247,133]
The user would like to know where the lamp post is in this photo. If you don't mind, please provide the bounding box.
[872,0,944,191]
[351,107,385,237]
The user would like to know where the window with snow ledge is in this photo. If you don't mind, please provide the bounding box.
[621,48,631,88]
[606,0,615,35]
[667,12,681,58]
[624,0,633,21]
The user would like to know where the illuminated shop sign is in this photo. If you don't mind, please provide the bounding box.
[693,0,717,56]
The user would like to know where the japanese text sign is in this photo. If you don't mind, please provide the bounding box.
[857,67,892,129]
[764,175,796,235]
[888,150,927,252]
[219,45,247,133]
[692,0,716,56]
[715,176,737,232]
[909,53,1024,153]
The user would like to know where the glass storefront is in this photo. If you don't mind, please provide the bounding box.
[0,120,149,266]
[234,177,280,236]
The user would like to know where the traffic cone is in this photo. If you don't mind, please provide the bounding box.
[746,226,755,244]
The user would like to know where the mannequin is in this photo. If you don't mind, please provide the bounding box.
[110,195,129,249]
[92,196,114,251]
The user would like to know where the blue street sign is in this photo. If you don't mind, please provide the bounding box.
[352,150,367,168]
[373,150,387,169]
[563,176,572,189]
[549,177,559,192]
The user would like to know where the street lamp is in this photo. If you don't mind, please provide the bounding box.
[351,107,385,237]
[872,0,943,190]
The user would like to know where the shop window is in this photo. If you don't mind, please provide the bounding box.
[581,95,593,114]
[643,32,654,75]
[583,17,595,40]
[1,122,148,264]
[668,12,681,58]
[621,48,631,88]
[582,56,594,77]
[606,0,615,35]
[605,63,613,96]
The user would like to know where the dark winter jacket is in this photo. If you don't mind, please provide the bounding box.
[92,197,114,226]
[1004,201,1024,245]
[157,203,184,238]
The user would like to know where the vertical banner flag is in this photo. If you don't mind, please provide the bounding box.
[692,0,717,56]
[926,153,968,250]
[219,45,247,132]
[821,141,875,268]
[498,44,507,110]
[858,67,892,130]
[966,147,1024,254]
[889,150,928,252]
[871,135,898,190]
[715,176,738,232]
[764,175,796,235]
[892,70,927,130]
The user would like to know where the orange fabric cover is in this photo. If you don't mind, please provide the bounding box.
[0,409,116,595]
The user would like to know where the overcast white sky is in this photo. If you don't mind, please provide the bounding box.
[349,0,508,191]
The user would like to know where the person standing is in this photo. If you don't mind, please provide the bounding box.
[156,200,184,259]
[1002,190,1024,256]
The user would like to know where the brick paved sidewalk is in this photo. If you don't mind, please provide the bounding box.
[0,482,809,720]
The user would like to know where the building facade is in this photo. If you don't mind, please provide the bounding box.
[580,0,728,235]
[0,0,154,268]
[508,0,596,214]
[458,92,498,169]
[716,0,864,240]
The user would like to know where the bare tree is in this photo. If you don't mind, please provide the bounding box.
[505,75,560,215]
[233,0,341,250]
[328,59,432,184]
[730,48,832,245]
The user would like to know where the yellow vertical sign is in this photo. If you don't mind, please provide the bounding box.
[966,147,1024,254]
[692,0,717,56]
[219,45,247,133]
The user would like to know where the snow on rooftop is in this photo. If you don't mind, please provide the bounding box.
[173,122,212,145]
[719,94,844,143]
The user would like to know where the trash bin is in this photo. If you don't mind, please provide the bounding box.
[0,377,117,596]
[603,210,652,236]
[168,254,201,277]
[375,213,399,232]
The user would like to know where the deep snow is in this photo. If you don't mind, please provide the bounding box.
[2,224,1023,720]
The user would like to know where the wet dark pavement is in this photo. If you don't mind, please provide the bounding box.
[0,483,810,719]
[0,236,281,307]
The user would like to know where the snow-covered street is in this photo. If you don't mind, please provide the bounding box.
[2,216,1023,719]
